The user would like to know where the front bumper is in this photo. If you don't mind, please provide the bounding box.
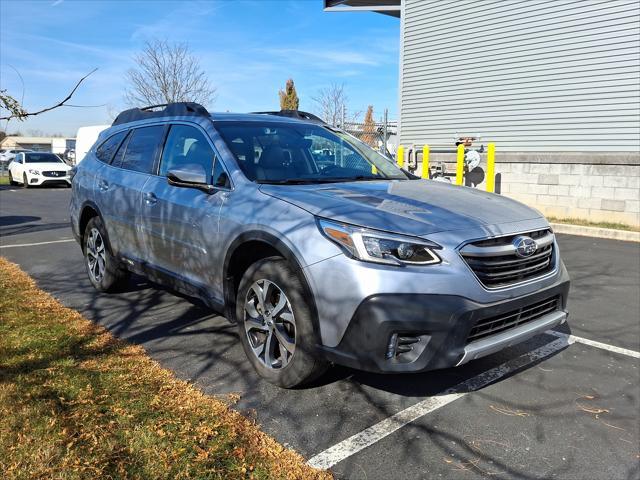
[26,174,71,186]
[318,271,570,373]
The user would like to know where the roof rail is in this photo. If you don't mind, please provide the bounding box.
[251,110,326,124]
[112,102,210,126]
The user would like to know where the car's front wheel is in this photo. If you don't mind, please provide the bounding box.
[22,173,31,188]
[236,257,327,388]
[83,216,129,292]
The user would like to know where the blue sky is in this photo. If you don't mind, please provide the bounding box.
[0,0,399,136]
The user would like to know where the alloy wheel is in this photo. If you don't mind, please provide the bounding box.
[244,279,296,369]
[86,227,106,283]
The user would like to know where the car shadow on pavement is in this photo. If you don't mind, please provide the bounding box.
[0,215,41,226]
[0,214,72,238]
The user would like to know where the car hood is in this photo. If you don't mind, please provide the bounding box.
[259,179,543,236]
[26,162,71,171]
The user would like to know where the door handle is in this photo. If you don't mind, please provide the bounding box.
[98,180,109,191]
[144,192,157,205]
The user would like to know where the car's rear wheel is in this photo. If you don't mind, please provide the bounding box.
[83,216,129,292]
[8,171,17,186]
[236,257,327,388]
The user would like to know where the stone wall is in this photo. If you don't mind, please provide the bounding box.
[415,151,640,227]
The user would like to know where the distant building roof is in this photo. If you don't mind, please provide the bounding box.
[323,0,400,17]
[0,136,74,148]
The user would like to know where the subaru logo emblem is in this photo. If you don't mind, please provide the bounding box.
[513,236,537,258]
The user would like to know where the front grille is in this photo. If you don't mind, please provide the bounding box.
[466,296,560,344]
[460,229,555,288]
[42,170,66,177]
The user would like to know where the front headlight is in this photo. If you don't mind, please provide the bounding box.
[318,219,441,266]
[28,169,40,175]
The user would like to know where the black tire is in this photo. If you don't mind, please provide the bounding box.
[8,171,17,186]
[236,257,328,388]
[83,216,129,292]
[23,173,31,188]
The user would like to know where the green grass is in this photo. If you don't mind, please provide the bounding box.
[547,216,639,232]
[0,257,330,480]
[0,176,9,185]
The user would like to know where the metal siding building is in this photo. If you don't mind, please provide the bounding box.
[326,0,640,153]
[399,0,640,153]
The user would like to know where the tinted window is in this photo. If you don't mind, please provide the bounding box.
[212,159,230,188]
[159,125,214,181]
[119,126,164,174]
[111,132,130,167]
[24,153,64,163]
[96,131,126,163]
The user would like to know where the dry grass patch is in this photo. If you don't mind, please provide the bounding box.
[0,257,331,480]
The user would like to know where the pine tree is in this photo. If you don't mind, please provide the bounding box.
[362,105,376,147]
[279,78,300,110]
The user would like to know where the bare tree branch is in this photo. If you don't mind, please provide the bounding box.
[311,83,361,126]
[0,68,98,121]
[124,39,216,107]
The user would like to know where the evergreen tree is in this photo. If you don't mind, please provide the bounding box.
[279,78,299,110]
[362,105,376,147]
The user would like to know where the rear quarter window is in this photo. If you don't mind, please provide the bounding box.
[96,131,127,163]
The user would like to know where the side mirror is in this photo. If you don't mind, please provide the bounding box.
[167,164,214,194]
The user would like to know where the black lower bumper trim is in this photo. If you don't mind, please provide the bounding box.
[319,271,570,374]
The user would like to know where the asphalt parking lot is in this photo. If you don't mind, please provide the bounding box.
[1,185,639,480]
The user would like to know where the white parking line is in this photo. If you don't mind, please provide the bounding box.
[550,331,640,358]
[0,238,76,249]
[307,335,572,470]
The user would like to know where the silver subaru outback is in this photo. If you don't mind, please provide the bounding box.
[70,102,570,388]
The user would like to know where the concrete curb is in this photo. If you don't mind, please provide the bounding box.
[551,223,640,243]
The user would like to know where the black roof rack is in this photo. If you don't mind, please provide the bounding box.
[112,102,210,126]
[251,110,326,124]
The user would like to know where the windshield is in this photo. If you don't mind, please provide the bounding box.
[215,121,409,184]
[24,153,64,163]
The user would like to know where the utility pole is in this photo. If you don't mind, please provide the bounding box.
[341,105,346,128]
[383,108,388,155]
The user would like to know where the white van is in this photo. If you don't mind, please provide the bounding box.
[75,125,110,164]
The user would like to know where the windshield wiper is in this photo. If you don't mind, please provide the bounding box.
[257,176,388,185]
[256,179,318,185]
[320,176,386,183]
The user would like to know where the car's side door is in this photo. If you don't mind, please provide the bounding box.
[10,153,25,181]
[96,125,165,260]
[140,123,230,290]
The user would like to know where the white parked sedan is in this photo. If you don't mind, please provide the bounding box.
[8,152,72,187]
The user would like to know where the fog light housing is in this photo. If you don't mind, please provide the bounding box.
[385,333,424,362]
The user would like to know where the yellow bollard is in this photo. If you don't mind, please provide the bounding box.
[372,165,378,175]
[486,143,496,193]
[455,144,464,185]
[396,145,404,168]
[421,145,430,179]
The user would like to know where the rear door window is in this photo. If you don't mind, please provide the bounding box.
[118,126,165,174]
[95,131,126,163]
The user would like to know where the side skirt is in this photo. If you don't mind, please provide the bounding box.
[120,256,227,318]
